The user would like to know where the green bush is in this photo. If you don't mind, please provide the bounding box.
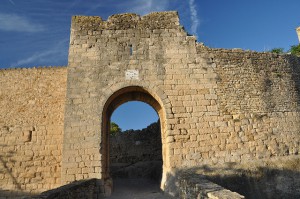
[110,122,121,136]
[270,48,284,54]
[290,44,300,56]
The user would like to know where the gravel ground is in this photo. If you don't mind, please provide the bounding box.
[106,178,177,199]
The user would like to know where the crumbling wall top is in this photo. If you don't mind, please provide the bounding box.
[72,11,180,30]
[0,65,67,71]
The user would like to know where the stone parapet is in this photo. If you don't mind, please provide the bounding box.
[71,11,181,31]
[178,172,244,199]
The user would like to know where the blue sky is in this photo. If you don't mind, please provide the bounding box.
[1,0,300,130]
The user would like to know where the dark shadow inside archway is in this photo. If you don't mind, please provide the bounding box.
[102,86,166,197]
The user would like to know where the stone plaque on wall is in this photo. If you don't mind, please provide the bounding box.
[125,69,139,80]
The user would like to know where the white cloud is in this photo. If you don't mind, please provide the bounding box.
[188,0,200,35]
[8,0,15,5]
[10,51,54,67]
[10,39,68,67]
[123,0,169,16]
[0,13,44,32]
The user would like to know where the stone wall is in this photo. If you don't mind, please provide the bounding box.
[172,45,300,167]
[62,11,300,194]
[0,67,67,198]
[1,11,300,197]
[62,11,191,186]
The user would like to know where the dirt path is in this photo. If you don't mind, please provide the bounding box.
[106,178,177,199]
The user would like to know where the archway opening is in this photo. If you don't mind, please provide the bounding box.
[101,86,167,194]
[110,101,162,182]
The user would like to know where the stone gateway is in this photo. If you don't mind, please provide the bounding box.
[0,11,300,198]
